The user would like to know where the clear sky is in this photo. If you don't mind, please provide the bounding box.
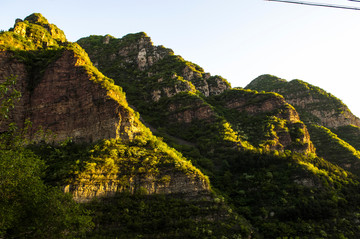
[2,0,360,117]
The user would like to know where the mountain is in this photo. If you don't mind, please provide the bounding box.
[246,74,360,176]
[1,13,360,238]
[78,32,360,237]
[77,33,314,154]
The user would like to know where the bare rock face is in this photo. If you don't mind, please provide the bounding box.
[31,50,143,142]
[115,33,170,71]
[150,75,195,102]
[66,170,210,203]
[295,102,360,129]
[225,95,286,116]
[0,50,142,143]
[167,99,215,124]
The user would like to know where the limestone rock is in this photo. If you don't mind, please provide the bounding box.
[78,33,231,102]
[0,50,141,143]
[167,99,215,124]
[66,170,210,203]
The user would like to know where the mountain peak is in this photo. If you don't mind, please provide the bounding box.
[24,13,50,26]
[7,13,67,49]
[246,74,287,92]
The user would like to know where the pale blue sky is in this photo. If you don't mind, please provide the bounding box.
[2,0,360,117]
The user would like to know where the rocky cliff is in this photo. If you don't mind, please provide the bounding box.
[0,46,142,143]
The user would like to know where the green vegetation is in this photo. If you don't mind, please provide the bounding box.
[205,88,310,152]
[0,75,21,121]
[245,74,360,179]
[246,74,350,122]
[78,30,360,238]
[333,125,360,151]
[307,124,360,176]
[0,13,65,51]
[30,133,209,191]
[86,193,252,239]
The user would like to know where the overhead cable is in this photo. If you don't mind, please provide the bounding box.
[265,0,360,10]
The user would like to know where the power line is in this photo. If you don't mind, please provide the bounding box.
[265,0,360,10]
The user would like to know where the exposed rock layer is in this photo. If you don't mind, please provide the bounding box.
[0,50,141,143]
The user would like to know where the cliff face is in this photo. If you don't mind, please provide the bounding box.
[67,170,210,203]
[0,51,29,129]
[0,50,142,143]
[29,50,144,143]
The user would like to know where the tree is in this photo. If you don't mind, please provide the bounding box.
[0,75,21,126]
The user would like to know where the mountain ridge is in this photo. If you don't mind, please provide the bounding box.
[246,74,360,176]
[78,29,360,237]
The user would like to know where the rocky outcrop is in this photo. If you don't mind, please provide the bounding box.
[150,75,195,102]
[218,89,315,153]
[295,104,360,129]
[168,99,215,124]
[0,50,142,143]
[66,170,210,203]
[77,33,231,102]
[274,89,360,129]
[225,94,287,116]
[108,32,171,71]
[31,50,143,142]
[246,74,360,129]
[11,13,66,49]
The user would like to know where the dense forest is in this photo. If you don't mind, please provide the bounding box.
[1,13,360,238]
